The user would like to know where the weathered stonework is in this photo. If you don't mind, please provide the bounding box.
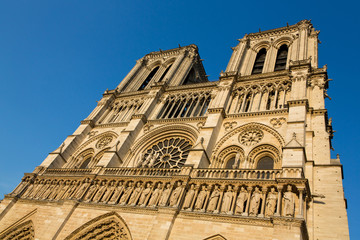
[0,20,349,240]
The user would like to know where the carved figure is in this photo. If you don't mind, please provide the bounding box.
[207,185,220,212]
[108,181,125,204]
[221,185,234,214]
[136,153,144,168]
[92,181,107,202]
[233,151,241,169]
[119,182,134,205]
[148,183,163,207]
[101,181,116,203]
[194,185,207,211]
[72,179,91,200]
[83,181,99,202]
[158,183,171,206]
[265,187,278,217]
[142,151,154,167]
[48,180,64,200]
[182,184,195,210]
[61,181,79,200]
[41,180,57,200]
[283,185,295,217]
[148,152,159,168]
[139,183,152,206]
[128,182,142,205]
[235,186,248,214]
[249,187,261,216]
[10,177,30,196]
[169,182,182,207]
[55,181,71,200]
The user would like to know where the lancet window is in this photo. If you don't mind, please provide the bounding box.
[256,156,274,169]
[228,81,291,114]
[274,44,288,71]
[158,64,173,82]
[157,91,211,119]
[138,66,160,91]
[98,98,144,124]
[252,48,267,74]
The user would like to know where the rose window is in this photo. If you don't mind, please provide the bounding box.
[143,137,193,168]
[239,129,264,146]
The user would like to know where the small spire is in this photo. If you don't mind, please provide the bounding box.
[259,28,261,33]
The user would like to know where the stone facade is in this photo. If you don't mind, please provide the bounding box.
[0,20,349,240]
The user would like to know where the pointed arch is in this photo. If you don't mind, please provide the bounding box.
[204,234,227,240]
[0,220,35,240]
[64,212,132,240]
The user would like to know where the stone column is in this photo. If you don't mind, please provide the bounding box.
[274,186,283,216]
[258,188,267,217]
[298,188,304,218]
[243,187,252,216]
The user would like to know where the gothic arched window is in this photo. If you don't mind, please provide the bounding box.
[252,48,267,74]
[79,157,92,169]
[138,66,160,91]
[225,157,235,169]
[256,156,274,170]
[158,64,173,82]
[274,45,288,71]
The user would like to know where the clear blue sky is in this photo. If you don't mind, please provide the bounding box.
[0,0,359,237]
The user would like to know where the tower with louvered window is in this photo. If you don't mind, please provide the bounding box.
[0,20,349,240]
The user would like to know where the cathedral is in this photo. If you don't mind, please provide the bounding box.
[0,20,349,240]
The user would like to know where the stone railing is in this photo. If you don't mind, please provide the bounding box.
[43,168,92,176]
[191,167,302,179]
[102,167,182,177]
[40,167,302,179]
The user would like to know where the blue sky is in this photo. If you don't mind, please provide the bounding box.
[0,0,359,237]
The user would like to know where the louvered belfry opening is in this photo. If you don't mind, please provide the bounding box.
[274,44,288,71]
[252,48,267,74]
[138,66,160,90]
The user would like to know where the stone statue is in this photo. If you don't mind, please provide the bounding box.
[142,151,154,167]
[221,185,234,214]
[148,152,159,168]
[148,183,163,207]
[108,181,125,204]
[10,177,30,196]
[265,187,278,217]
[56,181,71,200]
[128,182,143,205]
[83,181,100,203]
[182,184,195,210]
[207,185,220,212]
[101,181,116,203]
[158,183,171,206]
[249,187,261,216]
[34,180,50,199]
[233,151,241,169]
[139,183,152,206]
[119,182,134,205]
[136,153,144,168]
[194,185,207,211]
[61,181,79,200]
[169,182,182,207]
[48,180,64,200]
[28,180,43,199]
[92,181,107,203]
[72,179,91,200]
[283,185,295,217]
[235,186,248,214]
[41,180,57,200]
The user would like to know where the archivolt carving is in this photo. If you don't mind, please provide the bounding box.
[64,212,132,240]
[273,36,293,49]
[71,131,118,160]
[251,40,271,52]
[247,144,281,168]
[212,123,284,155]
[212,145,245,168]
[0,220,34,240]
[126,123,198,166]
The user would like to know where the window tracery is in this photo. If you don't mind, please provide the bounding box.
[252,48,267,74]
[228,80,291,114]
[157,91,211,119]
[239,129,264,146]
[138,137,193,168]
[99,98,144,124]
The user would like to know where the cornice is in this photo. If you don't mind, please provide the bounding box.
[226,109,288,119]
[237,70,289,83]
[147,116,207,125]
[95,122,129,128]
[166,82,217,92]
[144,44,198,59]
